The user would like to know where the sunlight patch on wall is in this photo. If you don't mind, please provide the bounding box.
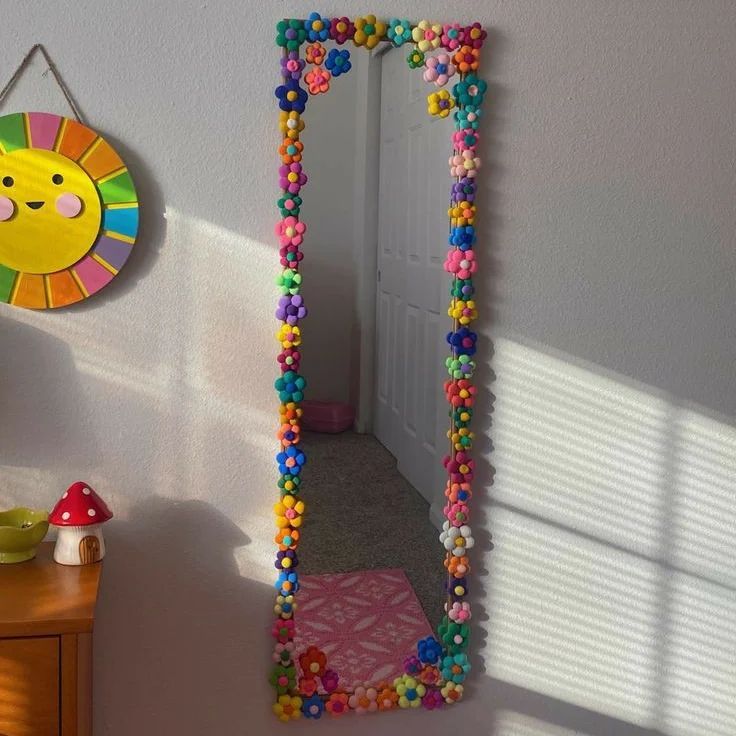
[494,711,589,736]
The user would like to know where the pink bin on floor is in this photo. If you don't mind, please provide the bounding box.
[301,400,355,433]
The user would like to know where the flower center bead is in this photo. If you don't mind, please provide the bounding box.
[286,91,298,101]
[407,689,417,701]
[396,25,405,34]
[287,172,298,182]
[338,21,347,32]
[286,29,296,40]
[364,23,375,35]
[437,63,447,74]
[314,20,323,30]
[468,85,478,96]
[426,30,436,40]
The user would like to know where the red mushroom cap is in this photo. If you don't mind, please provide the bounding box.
[48,482,113,526]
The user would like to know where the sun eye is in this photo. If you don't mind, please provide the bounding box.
[2,176,13,187]
[52,174,64,185]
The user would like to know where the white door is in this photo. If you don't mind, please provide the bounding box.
[374,47,451,510]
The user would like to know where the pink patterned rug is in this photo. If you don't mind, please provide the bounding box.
[294,568,433,690]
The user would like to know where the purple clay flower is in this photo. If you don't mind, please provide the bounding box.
[276,294,307,325]
[280,51,305,81]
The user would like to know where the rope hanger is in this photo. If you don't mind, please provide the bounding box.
[0,44,86,124]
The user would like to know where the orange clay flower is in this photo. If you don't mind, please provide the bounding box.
[445,554,470,577]
[453,44,480,73]
[305,42,326,65]
[275,527,300,550]
[376,683,399,710]
[277,422,301,446]
[305,66,330,94]
[279,402,303,425]
[279,138,303,164]
[326,692,350,716]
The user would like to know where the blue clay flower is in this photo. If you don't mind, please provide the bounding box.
[276,445,306,475]
[447,327,477,356]
[449,225,476,251]
[417,635,443,665]
[275,79,308,113]
[325,48,351,77]
[452,74,487,108]
[305,12,330,42]
[275,570,299,596]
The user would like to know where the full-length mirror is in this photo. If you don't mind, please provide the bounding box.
[272,15,485,721]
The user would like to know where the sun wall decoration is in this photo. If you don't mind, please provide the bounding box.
[271,14,486,722]
[0,111,138,309]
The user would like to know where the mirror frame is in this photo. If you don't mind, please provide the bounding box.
[272,14,486,721]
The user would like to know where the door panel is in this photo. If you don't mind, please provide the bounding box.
[374,47,451,506]
[0,637,60,736]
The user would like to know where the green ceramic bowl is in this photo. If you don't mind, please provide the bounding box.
[0,508,49,563]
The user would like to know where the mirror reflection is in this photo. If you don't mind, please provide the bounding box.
[288,45,458,689]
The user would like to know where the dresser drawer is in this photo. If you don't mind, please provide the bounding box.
[0,637,59,736]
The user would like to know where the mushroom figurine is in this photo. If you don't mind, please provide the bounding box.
[49,482,112,565]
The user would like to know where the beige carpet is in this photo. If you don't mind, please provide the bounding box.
[298,431,446,627]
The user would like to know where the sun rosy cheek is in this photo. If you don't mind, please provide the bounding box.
[0,196,15,221]
[55,193,82,218]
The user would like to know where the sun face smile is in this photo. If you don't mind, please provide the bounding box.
[0,148,101,273]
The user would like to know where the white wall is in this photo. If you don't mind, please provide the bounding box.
[0,3,734,736]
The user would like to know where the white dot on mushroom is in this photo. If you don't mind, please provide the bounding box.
[88,508,96,517]
[82,487,91,495]
[62,511,70,520]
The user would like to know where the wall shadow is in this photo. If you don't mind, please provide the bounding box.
[94,496,272,735]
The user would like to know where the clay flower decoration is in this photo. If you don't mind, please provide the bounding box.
[321,669,339,693]
[305,12,330,42]
[441,23,465,51]
[448,426,473,452]
[279,138,303,165]
[452,178,476,205]
[275,79,308,113]
[274,369,306,403]
[445,553,470,578]
[273,640,295,664]
[407,48,425,69]
[453,128,479,152]
[348,685,378,714]
[278,192,302,217]
[451,405,475,431]
[275,548,298,571]
[424,52,456,86]
[449,224,476,250]
[417,635,443,665]
[446,354,475,379]
[427,89,456,118]
[455,105,482,131]
[274,594,295,618]
[447,600,471,623]
[453,44,480,74]
[276,324,301,349]
[422,689,444,710]
[272,617,296,643]
[440,520,475,556]
[447,324,478,355]
[453,73,488,108]
[439,617,470,653]
[276,19,306,51]
[448,200,476,227]
[446,480,473,506]
[326,692,350,716]
[278,347,301,373]
[353,14,387,49]
[464,22,487,49]
[411,20,442,52]
[444,451,475,483]
[419,664,441,686]
[394,674,426,709]
[445,498,470,526]
[305,66,331,95]
[274,493,305,528]
[279,244,303,269]
[276,216,306,247]
[273,694,303,722]
[387,18,412,47]
[281,51,305,81]
[276,446,306,478]
[448,577,470,601]
[277,420,301,447]
[275,526,300,551]
[276,294,307,326]
[277,268,302,295]
[299,645,327,679]
[280,110,304,140]
[441,681,464,704]
[305,41,326,65]
[441,653,471,684]
[376,683,399,710]
[445,378,476,408]
[451,277,475,300]
[279,161,307,194]
[444,249,477,280]
[302,694,324,719]
[330,16,355,44]
[299,675,318,695]
[276,569,299,596]
[449,150,481,178]
[325,48,351,77]
[278,473,300,495]
[403,654,422,676]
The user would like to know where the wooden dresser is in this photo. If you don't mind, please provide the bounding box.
[0,542,101,736]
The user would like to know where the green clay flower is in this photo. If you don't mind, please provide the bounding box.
[278,193,302,218]
[452,74,487,108]
[276,19,306,51]
[277,268,302,296]
[446,354,475,380]
[407,47,425,69]
[270,663,297,695]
